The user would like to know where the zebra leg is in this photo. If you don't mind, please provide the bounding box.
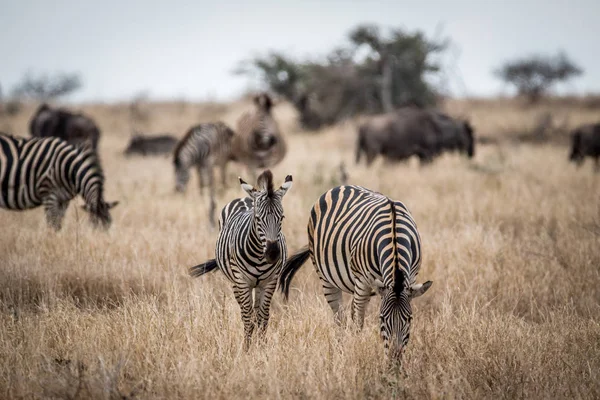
[233,283,256,351]
[350,280,373,331]
[208,166,216,228]
[43,197,68,231]
[321,279,344,325]
[254,279,278,340]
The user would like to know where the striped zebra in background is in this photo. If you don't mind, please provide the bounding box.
[189,170,292,350]
[231,93,287,180]
[0,133,118,230]
[173,122,235,225]
[279,185,432,364]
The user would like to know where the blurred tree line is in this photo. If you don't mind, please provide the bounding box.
[0,72,81,116]
[235,24,449,130]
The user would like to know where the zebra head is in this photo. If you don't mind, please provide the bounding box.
[240,170,292,264]
[81,200,119,229]
[252,93,280,152]
[375,268,432,363]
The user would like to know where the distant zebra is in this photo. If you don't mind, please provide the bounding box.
[279,185,432,363]
[0,133,119,230]
[173,122,235,194]
[231,93,287,179]
[189,170,292,350]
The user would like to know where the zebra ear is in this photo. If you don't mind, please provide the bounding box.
[409,281,433,299]
[278,175,293,195]
[254,93,273,111]
[239,177,256,196]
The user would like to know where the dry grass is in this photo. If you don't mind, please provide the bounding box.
[1,98,599,399]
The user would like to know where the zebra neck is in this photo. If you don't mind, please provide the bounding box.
[247,214,264,253]
[74,167,103,210]
[81,184,103,211]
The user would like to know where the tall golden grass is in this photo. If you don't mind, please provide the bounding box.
[0,97,599,399]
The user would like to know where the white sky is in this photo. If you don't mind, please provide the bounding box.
[1,0,599,102]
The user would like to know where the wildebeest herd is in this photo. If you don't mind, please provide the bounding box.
[0,92,599,366]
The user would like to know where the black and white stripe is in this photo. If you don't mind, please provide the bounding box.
[0,133,118,230]
[231,94,287,178]
[190,170,292,349]
[279,185,432,363]
[173,122,235,194]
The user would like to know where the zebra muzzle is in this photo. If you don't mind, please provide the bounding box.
[264,241,281,264]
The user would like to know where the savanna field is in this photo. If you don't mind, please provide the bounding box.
[1,97,599,399]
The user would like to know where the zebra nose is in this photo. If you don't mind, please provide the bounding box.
[390,346,404,360]
[265,241,281,264]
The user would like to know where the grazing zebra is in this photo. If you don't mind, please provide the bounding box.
[189,170,292,349]
[173,122,235,194]
[279,185,432,363]
[173,122,235,225]
[231,93,287,180]
[0,133,118,230]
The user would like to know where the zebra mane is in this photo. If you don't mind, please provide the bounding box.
[173,124,199,165]
[254,93,273,113]
[390,199,406,295]
[257,169,274,196]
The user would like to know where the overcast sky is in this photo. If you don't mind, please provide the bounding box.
[1,0,598,102]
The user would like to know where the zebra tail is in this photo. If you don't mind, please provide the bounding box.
[278,245,311,300]
[189,259,218,278]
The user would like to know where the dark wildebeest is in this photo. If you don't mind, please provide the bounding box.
[124,132,178,156]
[430,111,475,158]
[355,108,474,166]
[569,123,600,171]
[29,104,101,151]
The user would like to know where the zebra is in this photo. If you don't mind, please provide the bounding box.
[279,185,432,363]
[0,133,118,230]
[173,122,235,225]
[189,170,292,350]
[231,93,287,181]
[173,121,235,193]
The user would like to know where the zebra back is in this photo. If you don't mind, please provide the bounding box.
[308,185,421,288]
[173,122,234,169]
